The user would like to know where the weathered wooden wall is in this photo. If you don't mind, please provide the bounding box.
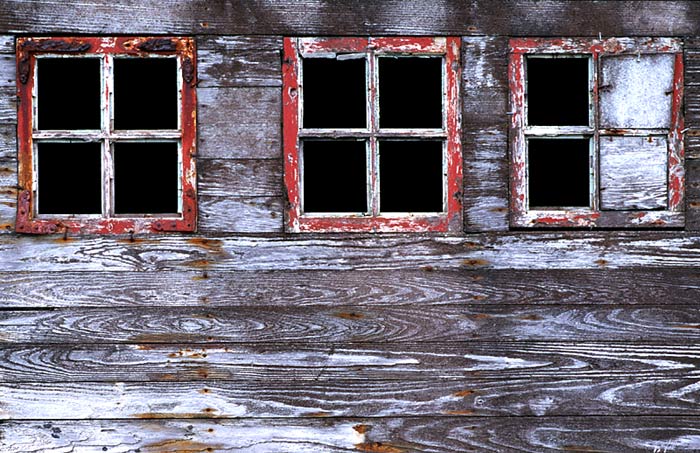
[3,1,700,451]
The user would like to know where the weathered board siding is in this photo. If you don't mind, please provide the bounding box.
[4,1,700,451]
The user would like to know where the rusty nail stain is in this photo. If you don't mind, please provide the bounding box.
[462,259,488,267]
[472,313,491,320]
[199,388,210,394]
[353,424,371,434]
[355,442,407,453]
[454,389,475,397]
[519,314,543,321]
[472,295,486,301]
[594,259,608,266]
[443,409,475,415]
[336,312,364,320]
[307,411,333,417]
[422,265,435,272]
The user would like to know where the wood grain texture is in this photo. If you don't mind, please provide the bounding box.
[4,342,700,383]
[687,158,700,230]
[0,86,15,123]
[4,377,700,419]
[3,268,700,308]
[199,196,283,233]
[1,1,700,36]
[4,233,700,271]
[600,136,668,210]
[197,87,281,159]
[198,159,283,197]
[0,124,15,159]
[4,305,700,344]
[0,53,14,87]
[4,417,700,453]
[198,49,280,88]
[0,35,13,53]
[462,37,509,232]
[0,157,16,233]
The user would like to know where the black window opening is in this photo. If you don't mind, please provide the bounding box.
[526,56,590,126]
[527,138,591,208]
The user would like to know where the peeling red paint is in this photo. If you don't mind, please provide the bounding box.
[15,37,197,234]
[509,37,683,228]
[284,37,462,233]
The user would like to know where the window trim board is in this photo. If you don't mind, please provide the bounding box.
[508,37,684,228]
[283,36,463,233]
[15,36,197,234]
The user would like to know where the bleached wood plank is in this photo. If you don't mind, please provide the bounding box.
[0,53,14,87]
[197,87,281,159]
[3,305,700,344]
[4,233,700,271]
[0,86,16,123]
[3,377,700,419]
[3,342,700,383]
[197,49,280,88]
[199,196,283,233]
[4,417,700,453]
[600,135,668,210]
[1,1,698,36]
[3,268,700,308]
[198,159,282,198]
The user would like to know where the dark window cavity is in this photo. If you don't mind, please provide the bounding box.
[379,140,442,212]
[37,58,101,130]
[302,58,366,129]
[379,57,442,129]
[528,138,590,208]
[114,142,179,214]
[37,142,102,214]
[527,57,589,126]
[302,140,367,213]
[114,58,178,130]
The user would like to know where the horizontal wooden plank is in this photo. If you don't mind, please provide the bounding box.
[0,53,14,87]
[0,123,15,159]
[2,417,700,452]
[198,49,280,87]
[0,157,16,233]
[600,135,668,210]
[3,342,700,383]
[0,35,13,53]
[1,1,699,36]
[0,86,15,123]
[4,305,700,344]
[199,196,283,233]
[4,377,700,419]
[3,416,699,453]
[687,158,700,230]
[198,159,282,197]
[4,268,700,309]
[197,36,283,52]
[197,87,281,159]
[5,233,700,271]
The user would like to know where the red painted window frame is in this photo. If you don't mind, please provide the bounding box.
[283,37,462,233]
[16,37,197,234]
[509,37,684,228]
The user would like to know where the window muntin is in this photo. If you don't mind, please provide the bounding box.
[509,38,684,228]
[16,37,197,234]
[283,37,462,233]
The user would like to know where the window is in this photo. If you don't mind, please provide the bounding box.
[283,37,462,232]
[16,37,197,234]
[509,38,684,228]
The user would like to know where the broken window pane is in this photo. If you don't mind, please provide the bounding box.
[37,58,101,130]
[37,142,102,214]
[528,138,590,208]
[600,135,667,210]
[302,58,366,128]
[302,140,367,213]
[379,140,443,212]
[114,142,178,214]
[600,54,675,129]
[527,57,589,126]
[114,58,178,130]
[379,57,442,129]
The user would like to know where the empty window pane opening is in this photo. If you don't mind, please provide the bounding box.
[509,38,684,228]
[527,138,591,208]
[284,37,462,232]
[16,37,197,234]
[526,56,590,126]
